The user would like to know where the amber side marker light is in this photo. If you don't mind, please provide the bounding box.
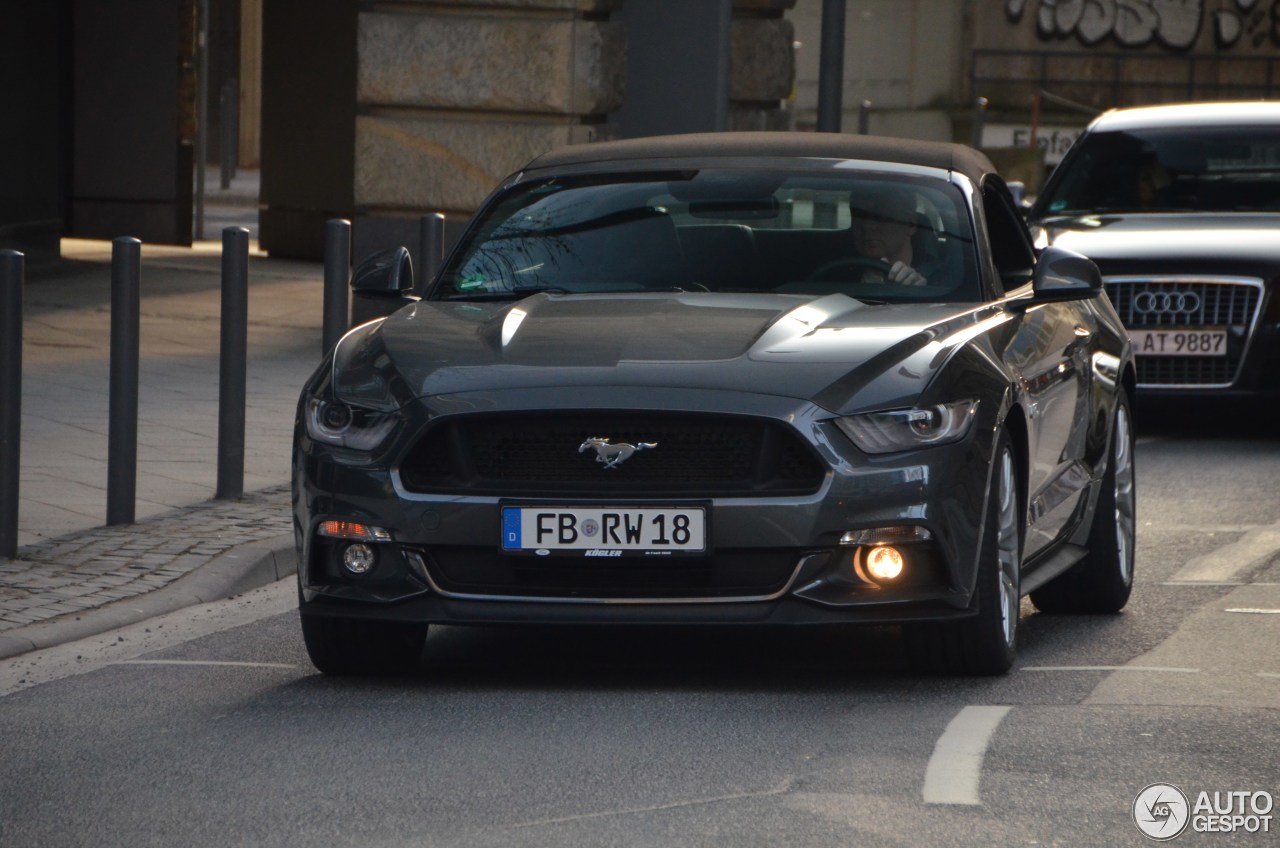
[318,520,391,542]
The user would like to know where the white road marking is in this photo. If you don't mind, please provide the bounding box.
[1162,581,1243,587]
[922,705,1011,806]
[0,579,297,698]
[1161,582,1280,587]
[1171,525,1280,583]
[1020,666,1199,673]
[117,659,297,669]
[1224,608,1280,614]
[1144,524,1262,533]
[1259,673,1280,679]
[511,779,796,829]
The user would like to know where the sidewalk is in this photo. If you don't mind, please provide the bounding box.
[2,187,328,659]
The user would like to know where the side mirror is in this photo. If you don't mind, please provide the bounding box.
[350,247,417,325]
[1030,245,1100,303]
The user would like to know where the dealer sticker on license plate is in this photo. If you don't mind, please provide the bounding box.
[1129,327,1226,357]
[502,507,706,555]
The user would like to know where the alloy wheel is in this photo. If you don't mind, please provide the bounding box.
[1113,404,1136,586]
[995,447,1020,647]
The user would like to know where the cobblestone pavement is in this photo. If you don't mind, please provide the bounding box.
[0,485,292,634]
[4,178,320,658]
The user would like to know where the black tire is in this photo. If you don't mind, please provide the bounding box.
[907,431,1022,675]
[301,613,427,676]
[1030,390,1135,614]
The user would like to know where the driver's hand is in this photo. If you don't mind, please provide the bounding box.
[885,260,926,286]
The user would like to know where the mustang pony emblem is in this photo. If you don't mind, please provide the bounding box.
[578,437,658,470]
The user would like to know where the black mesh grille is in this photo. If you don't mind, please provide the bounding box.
[1104,278,1261,386]
[417,545,812,599]
[399,411,826,497]
[1133,356,1238,386]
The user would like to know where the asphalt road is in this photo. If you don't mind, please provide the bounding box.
[2,405,1277,847]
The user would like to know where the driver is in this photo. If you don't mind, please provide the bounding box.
[848,186,927,286]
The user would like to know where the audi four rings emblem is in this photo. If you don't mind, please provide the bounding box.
[1133,291,1201,315]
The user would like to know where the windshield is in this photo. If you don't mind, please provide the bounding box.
[432,169,981,303]
[1037,125,1280,216]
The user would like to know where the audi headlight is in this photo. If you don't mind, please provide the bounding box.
[836,399,979,455]
[305,398,398,450]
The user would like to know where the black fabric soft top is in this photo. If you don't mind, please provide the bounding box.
[522,131,996,183]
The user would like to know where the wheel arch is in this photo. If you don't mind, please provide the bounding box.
[1000,401,1031,525]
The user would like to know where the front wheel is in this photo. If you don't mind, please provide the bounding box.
[301,613,427,676]
[907,432,1022,675]
[1031,390,1135,614]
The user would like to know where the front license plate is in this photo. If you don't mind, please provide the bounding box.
[1129,327,1226,357]
[502,507,706,555]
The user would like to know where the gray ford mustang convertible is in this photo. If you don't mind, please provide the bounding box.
[292,132,1136,676]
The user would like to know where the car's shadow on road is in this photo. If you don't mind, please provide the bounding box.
[412,623,918,693]
[281,612,1129,697]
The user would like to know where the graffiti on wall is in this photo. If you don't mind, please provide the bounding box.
[1005,0,1280,49]
[1211,0,1280,47]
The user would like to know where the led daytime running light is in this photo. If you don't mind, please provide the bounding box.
[836,399,979,454]
[840,526,933,546]
[305,398,397,450]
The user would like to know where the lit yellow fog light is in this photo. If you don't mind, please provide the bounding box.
[342,543,376,575]
[865,545,905,582]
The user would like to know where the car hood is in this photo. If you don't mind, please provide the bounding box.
[1031,212,1280,272]
[332,292,1002,415]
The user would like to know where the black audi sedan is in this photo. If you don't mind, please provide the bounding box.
[292,132,1136,677]
[1028,102,1280,400]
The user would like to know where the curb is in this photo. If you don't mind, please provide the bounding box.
[0,534,297,661]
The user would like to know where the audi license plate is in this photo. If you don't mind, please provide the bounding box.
[1130,327,1226,357]
[502,506,706,556]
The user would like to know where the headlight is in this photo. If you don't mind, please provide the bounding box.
[305,398,397,450]
[836,399,979,455]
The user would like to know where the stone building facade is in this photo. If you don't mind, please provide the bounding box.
[262,0,799,260]
[11,2,1277,262]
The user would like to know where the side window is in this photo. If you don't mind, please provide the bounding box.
[981,179,1036,294]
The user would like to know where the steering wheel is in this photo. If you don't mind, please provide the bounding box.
[805,256,893,282]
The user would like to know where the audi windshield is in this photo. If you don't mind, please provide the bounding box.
[1037,125,1280,216]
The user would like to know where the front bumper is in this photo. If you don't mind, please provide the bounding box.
[292,389,994,627]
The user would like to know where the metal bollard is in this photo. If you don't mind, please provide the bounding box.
[0,250,22,559]
[220,79,239,190]
[816,0,847,133]
[107,238,141,526]
[971,96,989,149]
[417,212,445,294]
[216,227,249,500]
[858,100,872,135]
[322,219,351,354]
